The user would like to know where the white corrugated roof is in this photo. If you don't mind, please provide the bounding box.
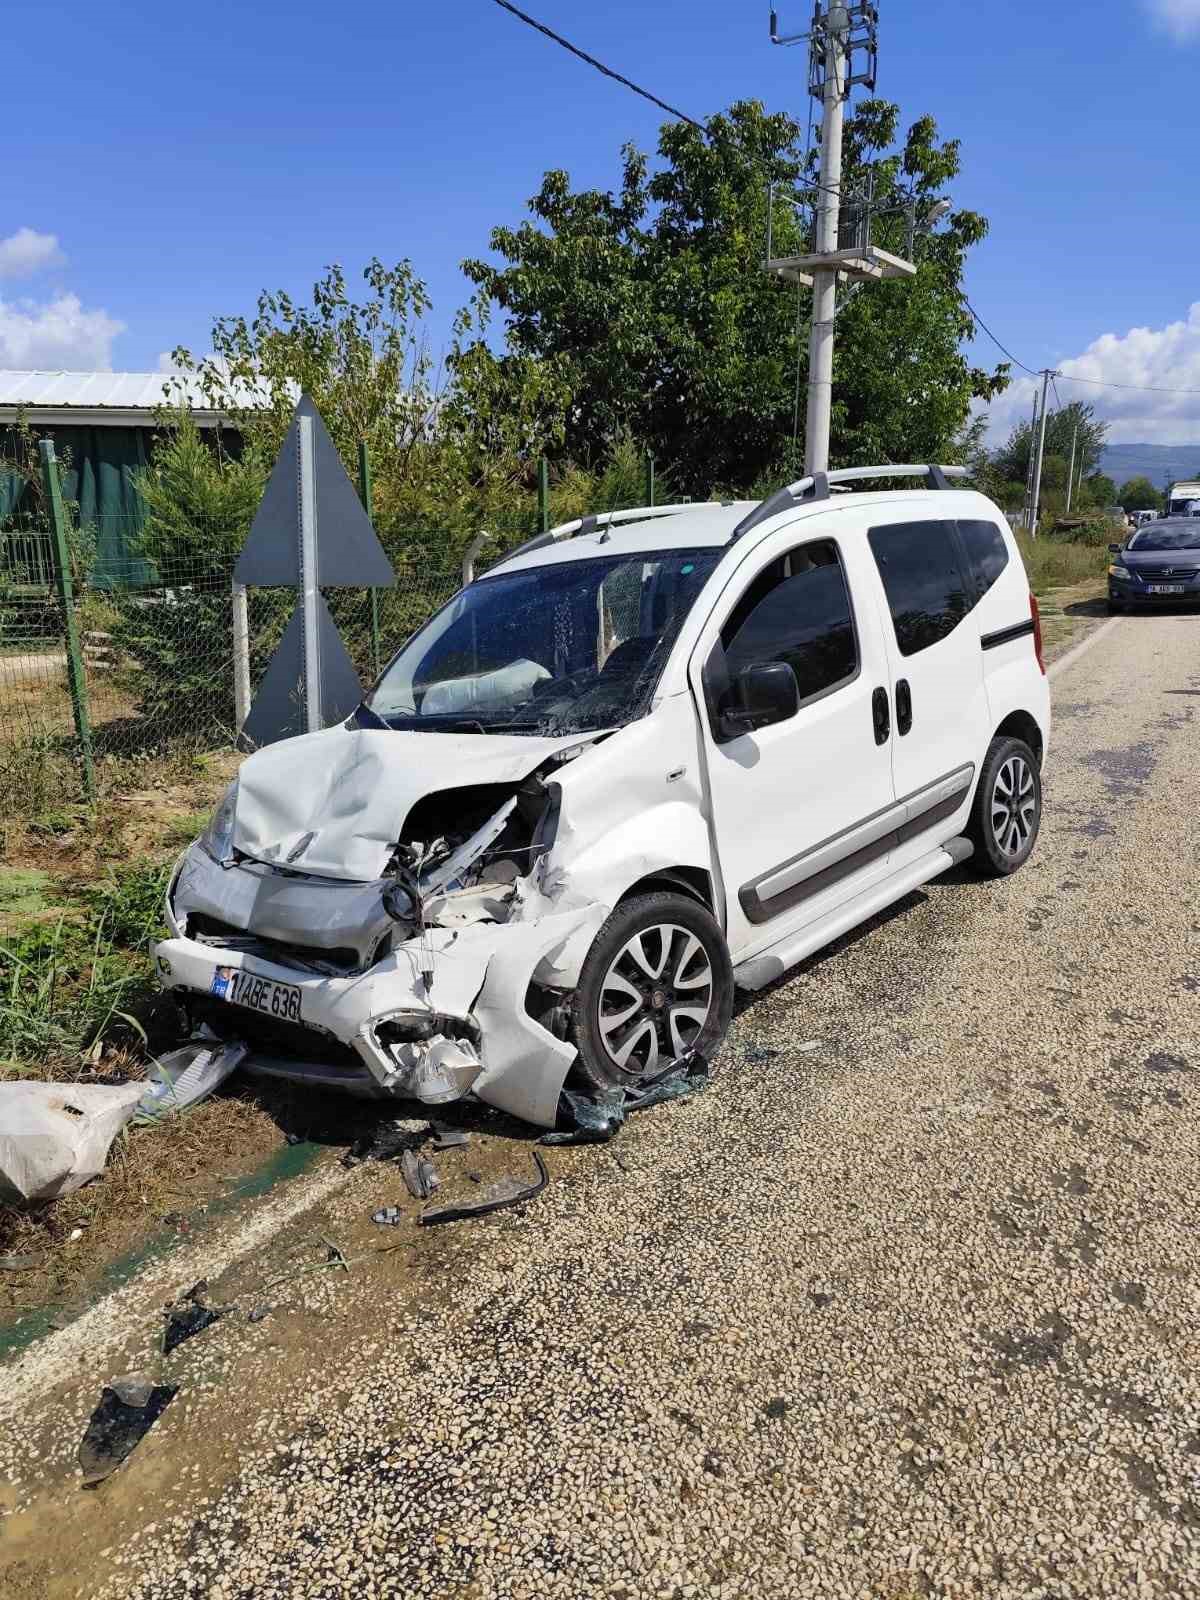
[0,369,264,423]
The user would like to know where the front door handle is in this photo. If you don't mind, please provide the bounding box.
[896,678,912,736]
[871,686,890,745]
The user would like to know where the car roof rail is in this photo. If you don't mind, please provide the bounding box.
[487,501,736,573]
[729,463,972,543]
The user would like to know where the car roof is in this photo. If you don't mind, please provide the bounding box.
[490,488,1007,576]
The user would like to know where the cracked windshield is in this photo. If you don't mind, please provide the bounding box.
[363,547,721,734]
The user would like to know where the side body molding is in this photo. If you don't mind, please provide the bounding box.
[739,763,975,924]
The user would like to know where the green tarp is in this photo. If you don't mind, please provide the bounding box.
[0,424,155,587]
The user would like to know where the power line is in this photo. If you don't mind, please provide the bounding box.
[1056,371,1200,397]
[491,0,854,206]
[962,298,1038,375]
[965,297,1200,397]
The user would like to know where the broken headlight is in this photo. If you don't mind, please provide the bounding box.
[200,779,239,864]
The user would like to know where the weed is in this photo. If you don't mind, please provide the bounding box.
[1017,533,1104,596]
[161,810,208,848]
[0,916,154,1073]
[83,861,171,949]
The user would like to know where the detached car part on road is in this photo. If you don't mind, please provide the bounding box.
[154,465,1050,1128]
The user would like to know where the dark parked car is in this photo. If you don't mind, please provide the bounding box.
[1108,521,1200,611]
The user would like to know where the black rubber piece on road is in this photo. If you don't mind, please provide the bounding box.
[967,734,1043,878]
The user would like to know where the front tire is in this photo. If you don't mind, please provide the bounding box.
[570,892,734,1094]
[967,735,1042,877]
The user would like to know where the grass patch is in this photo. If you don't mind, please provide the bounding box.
[1017,532,1106,596]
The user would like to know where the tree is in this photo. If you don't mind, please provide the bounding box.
[991,399,1106,489]
[460,99,1008,496]
[1083,473,1118,507]
[1118,476,1162,513]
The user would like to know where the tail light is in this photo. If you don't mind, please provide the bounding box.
[1029,592,1046,674]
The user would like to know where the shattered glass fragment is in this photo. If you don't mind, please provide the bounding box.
[541,1054,710,1146]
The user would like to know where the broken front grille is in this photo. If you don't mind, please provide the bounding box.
[186,913,363,976]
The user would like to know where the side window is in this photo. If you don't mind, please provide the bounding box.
[867,520,972,657]
[720,540,858,705]
[958,519,1010,599]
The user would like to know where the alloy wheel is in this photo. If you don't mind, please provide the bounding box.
[597,922,713,1078]
[990,754,1037,857]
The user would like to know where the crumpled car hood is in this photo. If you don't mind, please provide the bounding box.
[233,724,578,882]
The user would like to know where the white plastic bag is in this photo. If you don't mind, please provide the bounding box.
[0,1081,143,1203]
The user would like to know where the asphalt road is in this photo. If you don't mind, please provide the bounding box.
[4,608,1200,1600]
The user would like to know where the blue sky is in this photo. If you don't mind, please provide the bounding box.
[5,0,1200,440]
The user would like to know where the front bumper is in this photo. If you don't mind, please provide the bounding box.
[1109,575,1200,606]
[153,901,605,1128]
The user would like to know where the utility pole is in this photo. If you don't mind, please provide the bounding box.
[768,4,899,476]
[1065,421,1078,514]
[1022,389,1039,533]
[1028,368,1058,541]
[804,7,848,476]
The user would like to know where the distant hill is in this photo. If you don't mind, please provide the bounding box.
[1101,443,1200,488]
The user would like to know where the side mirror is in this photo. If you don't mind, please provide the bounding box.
[719,661,800,738]
[1108,543,1122,553]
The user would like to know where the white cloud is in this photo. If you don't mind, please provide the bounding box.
[1144,0,1200,39]
[0,292,125,369]
[978,302,1200,445]
[0,227,65,281]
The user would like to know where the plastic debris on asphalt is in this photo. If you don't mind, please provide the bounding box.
[400,1149,439,1199]
[78,1374,178,1486]
[419,1149,549,1227]
[431,1124,470,1151]
[342,1117,431,1167]
[133,1040,247,1125]
[162,1281,229,1356]
[0,1080,143,1202]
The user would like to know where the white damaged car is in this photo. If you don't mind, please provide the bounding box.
[156,466,1050,1128]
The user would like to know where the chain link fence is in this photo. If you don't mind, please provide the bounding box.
[0,443,685,813]
[0,505,463,813]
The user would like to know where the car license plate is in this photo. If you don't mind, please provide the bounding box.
[1148,584,1184,594]
[209,964,301,1022]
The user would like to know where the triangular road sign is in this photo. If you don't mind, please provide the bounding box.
[234,394,396,588]
[240,592,366,749]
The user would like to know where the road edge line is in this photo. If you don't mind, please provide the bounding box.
[1049,614,1122,683]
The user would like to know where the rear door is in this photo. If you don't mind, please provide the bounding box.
[688,519,897,961]
[865,514,989,860]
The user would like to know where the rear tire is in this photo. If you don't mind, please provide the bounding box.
[967,735,1042,878]
[570,892,733,1094]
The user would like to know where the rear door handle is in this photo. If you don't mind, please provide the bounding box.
[871,686,890,745]
[896,678,912,736]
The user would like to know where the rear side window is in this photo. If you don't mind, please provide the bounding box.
[958,519,1010,598]
[722,539,858,704]
[867,520,971,657]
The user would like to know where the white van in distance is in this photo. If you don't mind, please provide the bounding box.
[155,465,1051,1127]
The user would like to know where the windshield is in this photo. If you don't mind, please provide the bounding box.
[1129,526,1200,551]
[363,547,722,735]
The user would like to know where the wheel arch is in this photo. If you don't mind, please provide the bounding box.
[993,709,1044,767]
[617,866,715,912]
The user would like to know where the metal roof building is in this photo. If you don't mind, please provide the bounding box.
[1,370,256,585]
[0,369,245,427]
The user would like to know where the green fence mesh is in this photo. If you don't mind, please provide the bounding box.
[0,510,464,809]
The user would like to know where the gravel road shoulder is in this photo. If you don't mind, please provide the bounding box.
[2,611,1199,1600]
